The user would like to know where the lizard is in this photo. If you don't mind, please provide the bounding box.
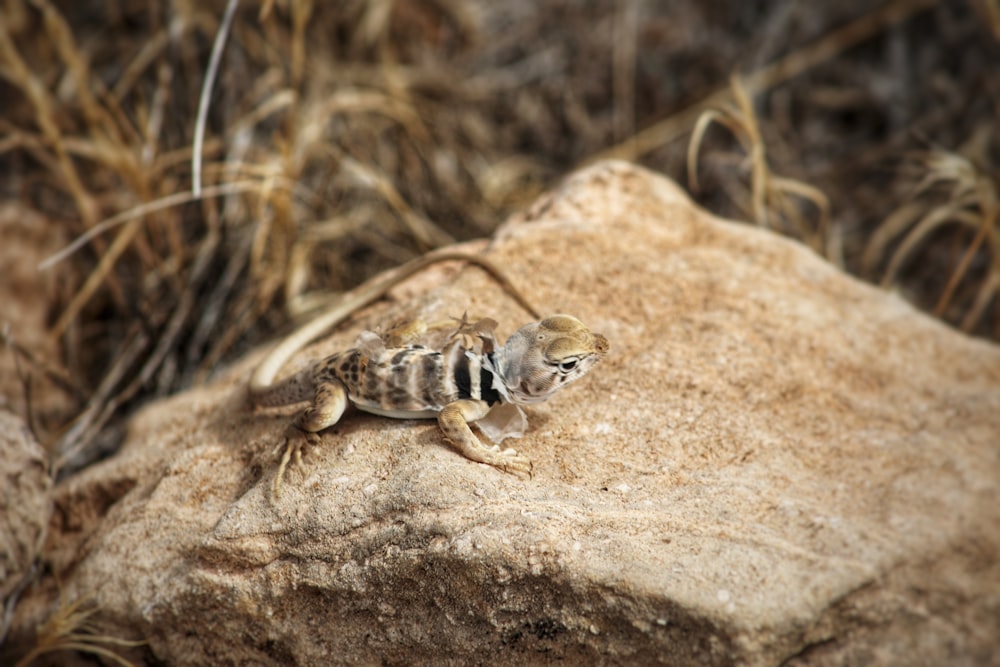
[247,248,609,497]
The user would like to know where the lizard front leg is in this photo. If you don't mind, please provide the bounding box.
[438,399,532,477]
[273,377,348,499]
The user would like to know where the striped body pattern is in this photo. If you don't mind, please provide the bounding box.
[254,314,609,494]
[320,339,502,419]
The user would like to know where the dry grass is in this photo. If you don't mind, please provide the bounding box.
[0,1,996,471]
[12,595,144,667]
[864,135,1000,333]
[688,75,832,259]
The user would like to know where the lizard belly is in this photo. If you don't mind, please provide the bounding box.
[353,403,440,419]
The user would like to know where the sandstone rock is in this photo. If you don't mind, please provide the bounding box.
[0,409,51,640]
[7,162,1000,665]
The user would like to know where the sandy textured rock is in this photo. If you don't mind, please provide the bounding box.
[1,410,51,633]
[8,162,1000,665]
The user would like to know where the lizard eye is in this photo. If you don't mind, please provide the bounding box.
[558,358,579,373]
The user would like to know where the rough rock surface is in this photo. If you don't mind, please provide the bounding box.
[8,162,1000,665]
[1,410,51,637]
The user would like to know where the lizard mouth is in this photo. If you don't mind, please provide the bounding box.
[508,382,551,405]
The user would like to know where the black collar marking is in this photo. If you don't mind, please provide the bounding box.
[480,352,502,406]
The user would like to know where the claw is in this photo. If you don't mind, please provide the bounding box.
[491,446,532,478]
[272,426,322,500]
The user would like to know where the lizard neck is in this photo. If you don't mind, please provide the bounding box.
[479,352,511,405]
[481,351,511,405]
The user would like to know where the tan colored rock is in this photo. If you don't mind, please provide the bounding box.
[7,162,1000,665]
[1,410,51,639]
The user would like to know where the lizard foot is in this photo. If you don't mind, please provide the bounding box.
[272,427,322,499]
[482,446,533,479]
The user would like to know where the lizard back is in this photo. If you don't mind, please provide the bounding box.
[320,341,501,418]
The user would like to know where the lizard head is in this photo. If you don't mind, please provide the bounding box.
[490,314,609,405]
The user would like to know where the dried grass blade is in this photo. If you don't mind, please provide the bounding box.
[882,205,981,286]
[341,156,454,248]
[960,272,1000,332]
[934,208,995,317]
[193,0,240,197]
[687,109,730,192]
[39,180,266,270]
[0,20,98,226]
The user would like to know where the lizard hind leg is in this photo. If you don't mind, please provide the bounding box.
[438,399,533,477]
[272,379,349,499]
